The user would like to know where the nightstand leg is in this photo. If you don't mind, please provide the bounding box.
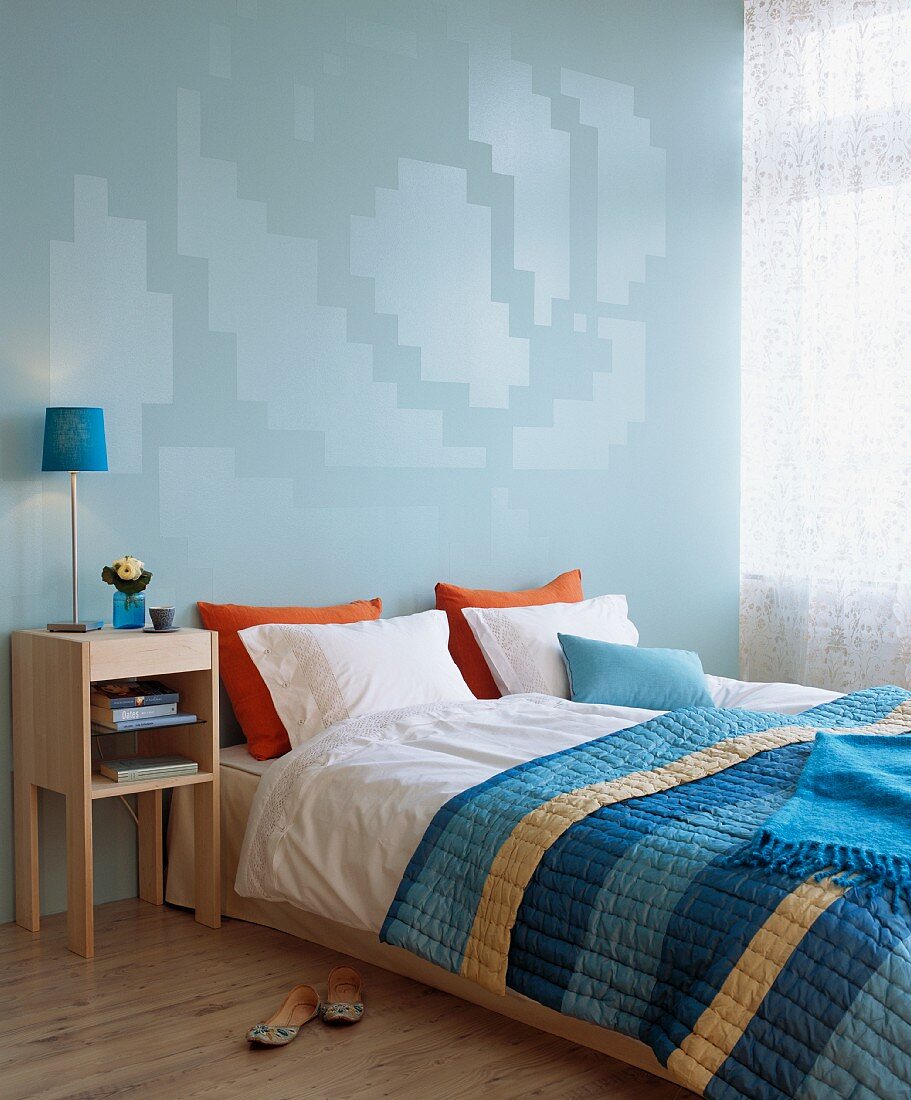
[66,794,94,958]
[14,780,39,932]
[137,790,164,905]
[193,783,220,929]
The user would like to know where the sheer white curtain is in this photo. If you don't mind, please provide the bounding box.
[741,0,911,689]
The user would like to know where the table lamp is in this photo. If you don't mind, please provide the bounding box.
[42,407,108,632]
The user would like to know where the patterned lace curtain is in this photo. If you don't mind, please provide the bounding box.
[741,0,911,689]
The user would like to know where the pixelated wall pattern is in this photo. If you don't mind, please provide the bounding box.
[0,0,742,921]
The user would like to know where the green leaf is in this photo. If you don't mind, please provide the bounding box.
[101,564,152,594]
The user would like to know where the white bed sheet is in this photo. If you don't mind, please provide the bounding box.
[235,677,841,935]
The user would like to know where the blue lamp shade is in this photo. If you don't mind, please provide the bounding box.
[41,407,108,472]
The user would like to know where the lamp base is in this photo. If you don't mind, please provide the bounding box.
[47,620,104,633]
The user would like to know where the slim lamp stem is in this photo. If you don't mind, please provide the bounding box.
[70,470,78,623]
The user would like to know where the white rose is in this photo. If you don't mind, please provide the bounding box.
[116,557,143,582]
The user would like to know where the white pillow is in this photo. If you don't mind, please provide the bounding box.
[240,610,473,748]
[462,595,639,698]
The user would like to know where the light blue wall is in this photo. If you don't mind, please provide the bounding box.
[0,0,743,922]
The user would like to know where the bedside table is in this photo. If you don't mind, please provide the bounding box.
[12,627,221,957]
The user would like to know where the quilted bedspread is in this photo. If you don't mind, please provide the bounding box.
[381,687,911,1098]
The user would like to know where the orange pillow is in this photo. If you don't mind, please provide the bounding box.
[435,570,584,699]
[197,598,382,760]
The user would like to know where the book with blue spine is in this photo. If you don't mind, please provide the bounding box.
[91,712,197,734]
[90,702,177,726]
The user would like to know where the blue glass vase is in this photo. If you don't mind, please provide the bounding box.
[113,590,146,629]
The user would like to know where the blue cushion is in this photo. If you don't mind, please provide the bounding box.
[558,633,715,710]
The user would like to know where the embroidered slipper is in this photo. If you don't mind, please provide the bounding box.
[319,965,365,1026]
[246,984,321,1046]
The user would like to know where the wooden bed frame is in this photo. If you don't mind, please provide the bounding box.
[165,760,676,1086]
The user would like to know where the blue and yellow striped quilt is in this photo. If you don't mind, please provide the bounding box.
[381,687,911,1097]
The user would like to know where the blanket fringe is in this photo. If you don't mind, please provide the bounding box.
[736,831,911,897]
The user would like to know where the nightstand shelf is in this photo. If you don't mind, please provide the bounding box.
[90,769,216,799]
[12,626,221,958]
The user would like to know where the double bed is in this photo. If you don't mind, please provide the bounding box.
[165,673,911,1096]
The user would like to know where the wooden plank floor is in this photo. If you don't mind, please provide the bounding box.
[0,900,691,1100]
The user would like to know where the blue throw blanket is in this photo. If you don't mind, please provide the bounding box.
[739,731,911,894]
[382,686,911,1098]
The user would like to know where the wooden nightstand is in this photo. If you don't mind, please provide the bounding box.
[12,627,221,957]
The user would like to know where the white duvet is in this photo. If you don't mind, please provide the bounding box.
[235,676,840,933]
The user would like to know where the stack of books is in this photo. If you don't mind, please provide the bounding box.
[98,756,198,783]
[90,678,196,734]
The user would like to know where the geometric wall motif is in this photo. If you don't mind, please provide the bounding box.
[513,319,645,469]
[561,69,666,306]
[158,446,442,603]
[351,158,530,408]
[447,487,549,578]
[50,175,173,473]
[448,4,570,326]
[0,0,743,925]
[178,92,484,468]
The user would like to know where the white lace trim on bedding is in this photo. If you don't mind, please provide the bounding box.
[236,694,573,900]
[484,614,550,694]
[281,624,350,730]
[238,701,470,898]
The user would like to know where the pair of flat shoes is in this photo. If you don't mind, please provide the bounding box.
[246,965,364,1046]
